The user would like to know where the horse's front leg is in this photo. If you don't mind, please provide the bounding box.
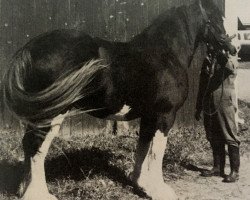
[131,113,177,200]
[19,113,67,200]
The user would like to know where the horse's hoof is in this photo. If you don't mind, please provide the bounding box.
[147,184,177,200]
[135,178,177,200]
[49,194,58,200]
[21,193,58,200]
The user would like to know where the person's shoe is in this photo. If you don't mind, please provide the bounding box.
[223,171,239,182]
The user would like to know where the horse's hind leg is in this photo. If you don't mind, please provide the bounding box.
[19,114,67,200]
[131,113,177,200]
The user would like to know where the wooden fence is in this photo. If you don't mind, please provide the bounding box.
[0,0,224,133]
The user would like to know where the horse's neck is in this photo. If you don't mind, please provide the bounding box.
[132,5,200,67]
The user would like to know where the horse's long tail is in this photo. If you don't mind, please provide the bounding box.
[3,48,106,127]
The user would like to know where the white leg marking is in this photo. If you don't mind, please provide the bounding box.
[119,104,131,115]
[132,130,177,200]
[106,104,131,120]
[22,113,68,200]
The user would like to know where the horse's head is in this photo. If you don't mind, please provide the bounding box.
[188,0,236,67]
[196,0,236,55]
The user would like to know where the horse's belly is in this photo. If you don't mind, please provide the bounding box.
[76,94,139,121]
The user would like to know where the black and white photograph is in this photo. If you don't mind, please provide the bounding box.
[0,0,249,199]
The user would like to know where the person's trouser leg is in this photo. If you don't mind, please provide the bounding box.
[223,145,240,182]
[202,113,226,177]
[214,88,240,182]
[216,102,240,182]
[218,143,226,176]
[201,142,225,177]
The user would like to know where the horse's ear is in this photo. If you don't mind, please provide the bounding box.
[98,47,110,64]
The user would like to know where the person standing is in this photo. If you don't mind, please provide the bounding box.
[195,35,240,183]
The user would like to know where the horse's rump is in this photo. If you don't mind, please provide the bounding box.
[3,32,107,127]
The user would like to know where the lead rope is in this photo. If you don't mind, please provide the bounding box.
[202,56,225,116]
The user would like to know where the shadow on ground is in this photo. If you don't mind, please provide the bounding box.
[0,147,146,198]
[46,147,147,197]
[180,163,207,173]
[46,148,130,183]
[0,160,23,195]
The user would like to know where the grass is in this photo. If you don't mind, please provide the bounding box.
[0,101,249,200]
[0,125,210,200]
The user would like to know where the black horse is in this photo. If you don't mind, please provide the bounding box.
[3,0,228,199]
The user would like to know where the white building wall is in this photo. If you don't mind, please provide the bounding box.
[224,0,240,126]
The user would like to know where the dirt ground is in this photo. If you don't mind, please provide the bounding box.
[171,103,250,200]
[172,154,250,200]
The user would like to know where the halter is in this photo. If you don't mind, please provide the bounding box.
[188,1,211,68]
[199,0,210,29]
[199,0,221,45]
[199,1,215,44]
[198,2,222,115]
[188,1,234,68]
[199,1,237,55]
[189,1,234,116]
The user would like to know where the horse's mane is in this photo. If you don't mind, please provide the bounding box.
[136,3,200,42]
[146,0,224,41]
[132,0,224,66]
[201,0,225,34]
